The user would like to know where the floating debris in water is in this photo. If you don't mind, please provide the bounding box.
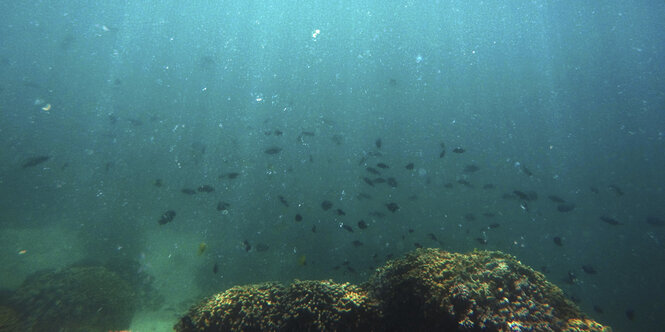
[321,200,333,211]
[197,185,214,193]
[158,210,176,225]
[405,163,414,170]
[463,164,479,173]
[357,220,367,229]
[553,236,563,246]
[21,155,50,168]
[295,214,302,222]
[181,188,197,195]
[386,202,400,213]
[600,216,622,225]
[376,163,389,169]
[582,265,597,274]
[557,203,576,212]
[452,147,465,153]
[264,146,282,154]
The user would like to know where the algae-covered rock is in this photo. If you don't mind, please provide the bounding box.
[176,248,610,332]
[175,280,381,331]
[11,266,137,332]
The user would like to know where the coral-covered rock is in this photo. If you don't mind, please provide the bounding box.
[11,266,136,331]
[175,248,610,332]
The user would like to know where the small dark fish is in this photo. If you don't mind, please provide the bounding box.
[224,172,241,179]
[483,212,496,218]
[557,203,576,212]
[153,179,163,187]
[256,243,269,252]
[366,167,381,175]
[513,190,529,200]
[301,131,315,136]
[158,210,176,225]
[213,263,219,274]
[464,213,476,221]
[264,146,282,154]
[321,200,333,211]
[331,134,343,145]
[566,271,578,285]
[405,163,414,170]
[482,184,495,190]
[273,129,283,136]
[357,193,372,200]
[408,229,414,233]
[520,165,533,176]
[217,201,230,211]
[197,185,215,193]
[181,188,197,195]
[295,214,302,222]
[548,195,566,203]
[376,163,389,169]
[278,195,289,207]
[444,182,454,188]
[311,225,316,233]
[128,118,143,126]
[625,309,635,321]
[609,185,624,196]
[439,150,446,158]
[243,240,251,252]
[363,177,375,186]
[375,138,382,149]
[373,177,386,184]
[488,223,500,229]
[342,225,353,232]
[646,216,665,226]
[413,242,423,248]
[553,236,563,246]
[387,177,398,188]
[590,186,599,194]
[386,202,400,213]
[336,209,346,216]
[357,220,367,229]
[369,211,386,218]
[427,233,438,242]
[600,216,622,225]
[593,305,604,314]
[457,179,473,187]
[21,156,51,168]
[582,265,597,274]
[463,164,480,173]
[452,147,465,153]
[352,240,363,247]
[475,238,488,245]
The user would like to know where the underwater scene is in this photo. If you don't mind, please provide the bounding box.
[1,1,663,331]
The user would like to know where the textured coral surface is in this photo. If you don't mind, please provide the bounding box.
[176,248,611,332]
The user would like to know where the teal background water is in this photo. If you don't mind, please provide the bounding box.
[1,1,664,330]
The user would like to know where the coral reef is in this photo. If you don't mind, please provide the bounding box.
[175,280,380,331]
[10,266,137,332]
[176,248,611,332]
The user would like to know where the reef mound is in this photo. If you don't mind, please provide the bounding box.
[175,248,611,332]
